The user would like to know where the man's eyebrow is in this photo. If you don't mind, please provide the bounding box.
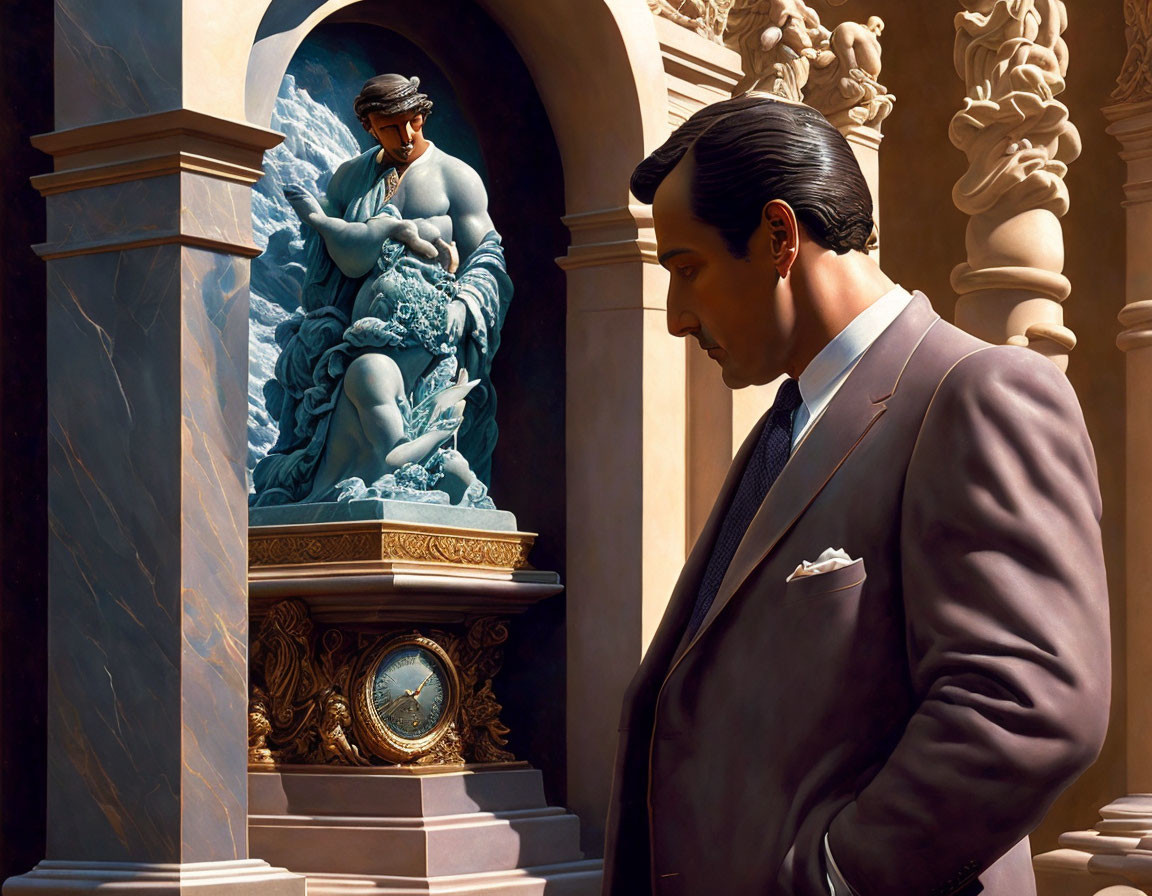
[658,248,691,267]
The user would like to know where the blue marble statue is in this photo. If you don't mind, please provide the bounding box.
[251,74,512,512]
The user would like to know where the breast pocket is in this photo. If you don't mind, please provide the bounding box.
[783,557,866,601]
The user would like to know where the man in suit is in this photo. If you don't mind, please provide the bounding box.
[603,95,1110,896]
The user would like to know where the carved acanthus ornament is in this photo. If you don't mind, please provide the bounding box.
[1115,0,1152,104]
[949,0,1080,368]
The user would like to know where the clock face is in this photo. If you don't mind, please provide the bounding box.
[371,646,448,740]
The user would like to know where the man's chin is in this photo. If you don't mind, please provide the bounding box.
[720,368,749,390]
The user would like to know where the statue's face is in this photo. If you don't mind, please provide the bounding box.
[368,110,427,165]
[653,157,796,389]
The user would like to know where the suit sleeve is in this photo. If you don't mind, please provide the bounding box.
[827,346,1111,896]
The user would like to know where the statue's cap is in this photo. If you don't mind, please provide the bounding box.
[354,74,433,120]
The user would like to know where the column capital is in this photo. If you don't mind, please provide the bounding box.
[29,111,283,261]
[30,109,283,196]
[1118,300,1152,353]
[556,205,658,273]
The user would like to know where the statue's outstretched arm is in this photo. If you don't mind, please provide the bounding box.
[283,185,439,278]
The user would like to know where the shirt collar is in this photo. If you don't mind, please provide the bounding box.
[797,285,914,409]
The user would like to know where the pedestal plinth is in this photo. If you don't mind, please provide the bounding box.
[250,766,601,894]
[247,515,600,892]
[4,860,303,896]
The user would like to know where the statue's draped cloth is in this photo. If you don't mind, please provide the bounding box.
[252,147,511,507]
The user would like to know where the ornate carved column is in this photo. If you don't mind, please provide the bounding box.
[1033,3,1152,894]
[1,1,303,892]
[949,0,1081,370]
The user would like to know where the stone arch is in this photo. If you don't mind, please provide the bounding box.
[244,0,669,211]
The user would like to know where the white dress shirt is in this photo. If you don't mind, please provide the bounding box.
[791,284,915,452]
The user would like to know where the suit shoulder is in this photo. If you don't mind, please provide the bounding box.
[937,342,1083,414]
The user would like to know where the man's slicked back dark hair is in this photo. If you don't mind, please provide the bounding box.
[631,95,874,257]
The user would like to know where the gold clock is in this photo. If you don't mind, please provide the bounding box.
[351,633,461,762]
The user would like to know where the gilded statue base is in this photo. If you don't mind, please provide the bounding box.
[249,602,519,768]
[246,518,599,892]
[250,518,560,625]
[248,518,562,769]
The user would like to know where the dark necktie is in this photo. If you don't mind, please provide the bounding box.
[685,377,804,641]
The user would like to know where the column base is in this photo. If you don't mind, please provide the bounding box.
[1034,794,1152,895]
[250,765,602,895]
[3,859,306,896]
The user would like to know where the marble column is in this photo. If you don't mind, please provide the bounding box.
[559,206,687,855]
[1033,3,1152,893]
[2,2,302,892]
[949,0,1080,370]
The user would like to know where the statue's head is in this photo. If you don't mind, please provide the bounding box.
[631,94,874,388]
[354,74,434,166]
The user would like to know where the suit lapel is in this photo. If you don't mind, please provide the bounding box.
[672,292,941,663]
[627,410,770,703]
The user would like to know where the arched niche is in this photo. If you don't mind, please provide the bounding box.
[242,0,677,850]
[244,0,669,212]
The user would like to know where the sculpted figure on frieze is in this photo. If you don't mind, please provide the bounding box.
[251,75,511,510]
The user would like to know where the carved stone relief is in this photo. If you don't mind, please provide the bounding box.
[648,0,736,44]
[1114,0,1152,104]
[649,0,893,132]
[949,0,1080,366]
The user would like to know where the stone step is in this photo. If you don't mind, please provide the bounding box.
[295,860,604,896]
[250,767,547,818]
[250,807,583,877]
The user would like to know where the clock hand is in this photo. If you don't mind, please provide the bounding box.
[412,672,435,698]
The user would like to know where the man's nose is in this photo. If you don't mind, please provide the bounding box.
[402,122,415,143]
[666,286,698,338]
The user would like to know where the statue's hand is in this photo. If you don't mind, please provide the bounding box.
[283,184,325,226]
[435,238,460,274]
[445,300,468,344]
[392,220,439,260]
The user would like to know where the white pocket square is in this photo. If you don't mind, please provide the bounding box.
[786,547,858,583]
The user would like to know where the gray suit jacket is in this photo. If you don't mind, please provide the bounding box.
[602,293,1110,896]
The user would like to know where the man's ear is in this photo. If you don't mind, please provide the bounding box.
[762,199,799,279]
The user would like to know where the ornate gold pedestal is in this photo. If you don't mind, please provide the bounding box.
[246,518,599,894]
[249,518,562,768]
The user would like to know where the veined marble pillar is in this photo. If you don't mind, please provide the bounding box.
[949,0,1080,370]
[1033,4,1152,893]
[2,2,302,893]
[559,206,687,854]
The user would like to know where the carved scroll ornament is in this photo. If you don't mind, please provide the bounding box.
[1114,0,1152,104]
[249,599,513,767]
